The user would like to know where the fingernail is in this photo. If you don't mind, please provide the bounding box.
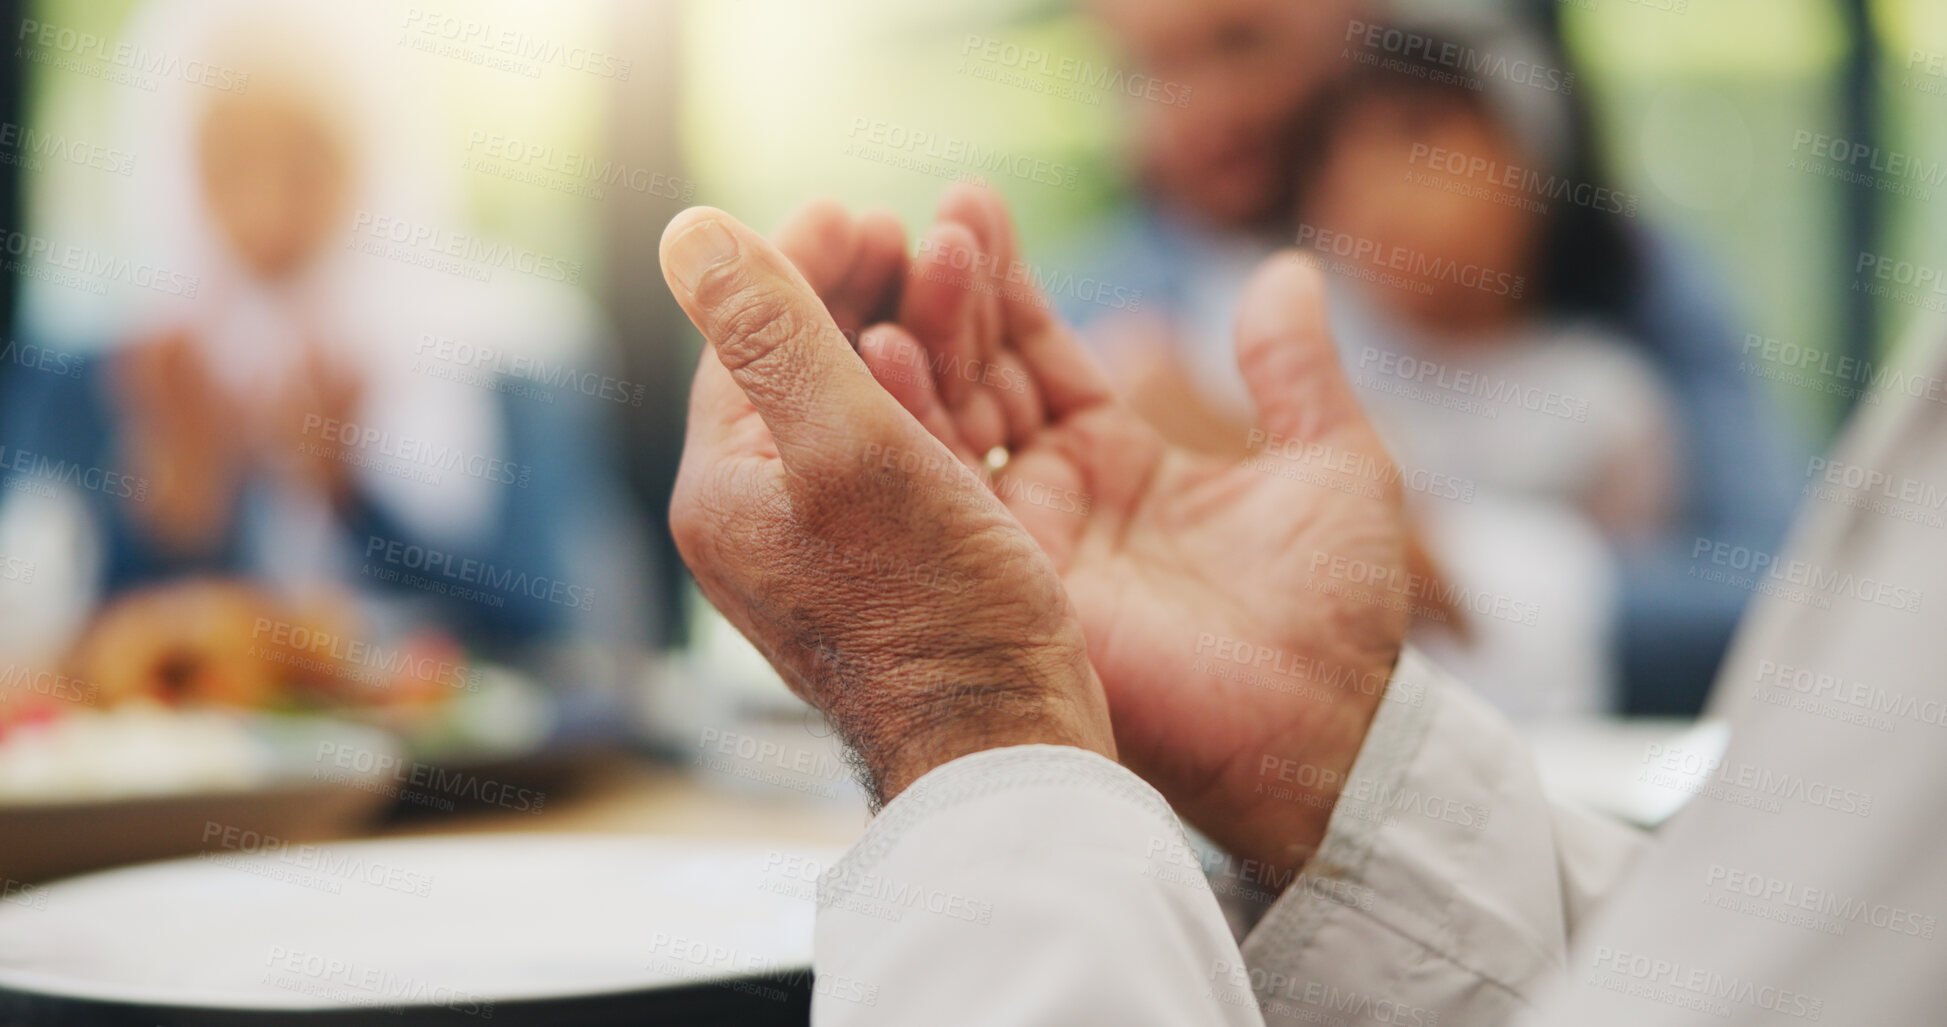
[666,219,738,294]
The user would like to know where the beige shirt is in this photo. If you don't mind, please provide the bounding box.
[810,325,1947,1025]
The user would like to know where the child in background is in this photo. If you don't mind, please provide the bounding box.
[1288,21,1681,717]
[1102,18,1682,718]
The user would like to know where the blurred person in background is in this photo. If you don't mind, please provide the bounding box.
[1066,0,1361,421]
[1233,22,1682,717]
[1066,0,1803,715]
[0,0,648,717]
[1083,0,1361,230]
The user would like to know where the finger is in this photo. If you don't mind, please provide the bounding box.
[900,219,982,365]
[770,198,857,296]
[989,349,1044,448]
[933,188,1043,442]
[846,209,908,327]
[771,201,909,343]
[943,185,1115,418]
[934,184,1007,366]
[770,198,868,333]
[857,324,977,468]
[900,218,1009,454]
[992,450,1087,569]
[954,382,1009,457]
[1233,253,1372,448]
[661,206,905,474]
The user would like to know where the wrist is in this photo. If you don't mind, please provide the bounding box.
[1214,642,1400,886]
[830,651,1115,808]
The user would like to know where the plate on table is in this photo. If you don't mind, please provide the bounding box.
[0,711,404,883]
[0,834,846,1025]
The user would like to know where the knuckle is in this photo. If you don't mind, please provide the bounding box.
[667,488,715,564]
[709,280,810,377]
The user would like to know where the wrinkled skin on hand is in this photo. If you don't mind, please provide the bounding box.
[660,207,1115,806]
[783,186,1410,879]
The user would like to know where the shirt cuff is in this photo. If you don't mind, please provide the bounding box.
[813,744,1265,1026]
[1239,647,1581,1025]
[823,744,1179,900]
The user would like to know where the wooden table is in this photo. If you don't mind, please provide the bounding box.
[376,752,871,849]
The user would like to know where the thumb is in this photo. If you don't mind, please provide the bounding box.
[1233,253,1371,449]
[661,206,905,473]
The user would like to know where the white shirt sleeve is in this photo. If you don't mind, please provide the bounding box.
[1241,648,1650,1026]
[812,745,1266,1026]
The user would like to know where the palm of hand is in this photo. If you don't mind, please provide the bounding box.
[775,186,1407,866]
[987,394,1406,849]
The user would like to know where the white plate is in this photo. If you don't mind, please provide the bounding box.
[0,834,842,1011]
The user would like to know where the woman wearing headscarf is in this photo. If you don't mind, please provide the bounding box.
[0,0,648,709]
